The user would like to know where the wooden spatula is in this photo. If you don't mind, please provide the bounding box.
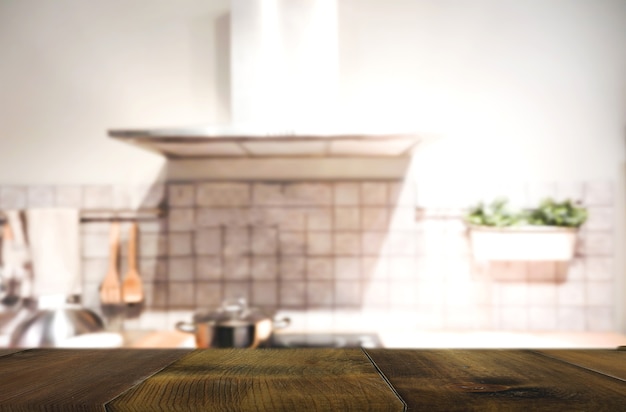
[122,222,143,304]
[99,222,122,304]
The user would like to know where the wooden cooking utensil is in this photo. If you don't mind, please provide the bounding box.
[122,222,143,304]
[99,222,122,304]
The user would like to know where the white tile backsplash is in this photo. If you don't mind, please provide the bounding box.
[334,183,360,205]
[389,181,416,207]
[361,182,388,205]
[195,282,223,309]
[335,257,361,280]
[169,282,196,308]
[362,232,386,255]
[334,207,360,230]
[223,256,250,280]
[251,227,278,255]
[168,258,194,281]
[280,281,307,307]
[168,208,195,231]
[528,307,558,330]
[306,208,332,231]
[306,232,332,255]
[527,284,557,306]
[335,281,362,307]
[139,233,167,258]
[55,185,83,208]
[306,257,334,280]
[526,182,556,208]
[168,184,195,207]
[82,233,110,258]
[585,306,614,332]
[58,179,618,333]
[82,185,113,209]
[82,258,109,284]
[194,228,221,255]
[585,257,613,281]
[222,281,251,302]
[363,280,390,307]
[586,281,614,306]
[579,232,613,256]
[556,307,586,331]
[280,256,306,280]
[139,258,166,282]
[584,207,613,231]
[27,185,55,207]
[498,306,528,330]
[1,186,26,209]
[584,180,613,206]
[276,208,307,230]
[306,280,334,307]
[223,227,250,256]
[252,183,284,206]
[555,182,584,203]
[168,233,193,256]
[361,207,389,230]
[278,231,306,255]
[556,281,586,306]
[251,280,278,307]
[334,232,361,256]
[388,281,417,307]
[196,183,250,207]
[251,256,278,280]
[195,256,222,281]
[285,183,332,206]
[137,184,165,208]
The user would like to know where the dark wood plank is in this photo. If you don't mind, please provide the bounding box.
[0,349,26,357]
[0,349,191,411]
[107,348,405,412]
[365,349,626,411]
[536,349,626,381]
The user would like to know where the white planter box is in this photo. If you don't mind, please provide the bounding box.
[468,225,578,261]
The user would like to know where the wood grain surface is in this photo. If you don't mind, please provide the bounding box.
[0,349,26,357]
[0,349,190,411]
[365,349,626,411]
[1,348,625,411]
[536,349,626,381]
[107,349,405,412]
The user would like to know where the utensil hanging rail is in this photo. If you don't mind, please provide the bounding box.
[415,207,467,220]
[0,208,165,224]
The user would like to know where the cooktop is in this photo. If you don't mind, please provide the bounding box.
[263,333,383,349]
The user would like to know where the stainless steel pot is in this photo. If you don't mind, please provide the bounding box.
[9,305,105,348]
[176,298,290,348]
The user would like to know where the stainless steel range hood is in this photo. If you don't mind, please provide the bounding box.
[108,126,424,158]
[109,0,429,159]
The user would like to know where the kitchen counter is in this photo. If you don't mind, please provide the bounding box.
[125,329,626,349]
[0,348,625,410]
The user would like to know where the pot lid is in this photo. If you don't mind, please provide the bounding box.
[194,298,268,325]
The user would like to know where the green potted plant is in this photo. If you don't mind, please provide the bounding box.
[465,198,587,261]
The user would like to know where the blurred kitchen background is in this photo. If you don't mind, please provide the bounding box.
[0,0,625,347]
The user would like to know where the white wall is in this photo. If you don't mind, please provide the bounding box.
[339,0,626,201]
[0,0,229,184]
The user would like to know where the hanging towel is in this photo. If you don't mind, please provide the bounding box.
[3,210,31,298]
[25,208,81,299]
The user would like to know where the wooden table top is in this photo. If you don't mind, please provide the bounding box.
[0,348,624,411]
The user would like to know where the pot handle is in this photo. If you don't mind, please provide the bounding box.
[175,321,196,334]
[273,317,291,330]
